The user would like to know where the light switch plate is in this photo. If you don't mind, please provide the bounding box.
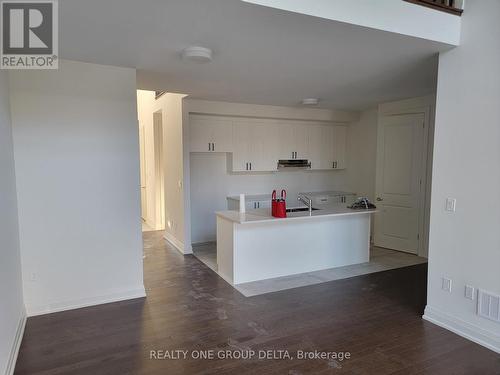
[465,285,475,300]
[441,277,452,292]
[445,198,456,212]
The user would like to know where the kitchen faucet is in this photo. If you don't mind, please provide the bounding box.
[297,194,313,216]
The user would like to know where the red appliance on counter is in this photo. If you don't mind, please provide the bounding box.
[272,189,287,218]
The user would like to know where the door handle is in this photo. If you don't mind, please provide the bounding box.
[208,142,211,151]
[250,162,252,170]
[246,162,248,170]
[376,197,383,201]
[212,143,215,151]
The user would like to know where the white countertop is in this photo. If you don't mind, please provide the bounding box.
[216,205,377,224]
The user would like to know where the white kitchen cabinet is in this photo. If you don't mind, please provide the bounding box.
[190,115,233,152]
[308,124,334,170]
[227,195,271,210]
[308,124,347,170]
[232,120,278,172]
[190,114,347,173]
[274,121,309,160]
[332,125,347,169]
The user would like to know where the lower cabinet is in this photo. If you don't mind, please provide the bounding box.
[227,197,271,211]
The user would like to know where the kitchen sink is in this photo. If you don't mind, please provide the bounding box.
[286,207,320,213]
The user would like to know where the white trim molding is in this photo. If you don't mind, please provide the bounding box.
[423,305,500,354]
[5,307,27,375]
[164,231,192,254]
[26,287,146,317]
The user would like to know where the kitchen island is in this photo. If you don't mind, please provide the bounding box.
[216,205,376,285]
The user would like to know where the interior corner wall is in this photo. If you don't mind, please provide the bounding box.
[9,60,145,316]
[345,108,378,201]
[136,91,189,253]
[424,0,500,353]
[0,71,25,375]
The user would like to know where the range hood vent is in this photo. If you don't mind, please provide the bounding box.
[277,159,311,170]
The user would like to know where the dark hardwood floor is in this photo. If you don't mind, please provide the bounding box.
[15,231,500,374]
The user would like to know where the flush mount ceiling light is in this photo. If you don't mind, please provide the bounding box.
[181,46,213,63]
[301,98,319,106]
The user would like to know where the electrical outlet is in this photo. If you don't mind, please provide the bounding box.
[465,285,475,300]
[445,198,456,212]
[441,277,452,292]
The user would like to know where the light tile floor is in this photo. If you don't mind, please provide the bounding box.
[192,242,428,297]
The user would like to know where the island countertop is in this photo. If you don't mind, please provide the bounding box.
[216,205,377,224]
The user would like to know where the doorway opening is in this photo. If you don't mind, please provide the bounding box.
[153,111,165,231]
[138,104,166,233]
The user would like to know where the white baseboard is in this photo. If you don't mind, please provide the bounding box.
[423,305,500,354]
[26,286,146,317]
[5,307,27,375]
[164,232,192,254]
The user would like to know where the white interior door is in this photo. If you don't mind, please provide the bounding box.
[374,113,425,254]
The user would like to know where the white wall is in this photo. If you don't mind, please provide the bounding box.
[190,154,349,243]
[243,0,461,46]
[9,60,145,316]
[136,91,189,252]
[346,108,378,201]
[0,71,25,375]
[424,0,500,353]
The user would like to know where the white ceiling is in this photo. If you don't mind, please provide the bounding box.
[60,0,449,111]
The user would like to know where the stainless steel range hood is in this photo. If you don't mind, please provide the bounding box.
[277,159,311,170]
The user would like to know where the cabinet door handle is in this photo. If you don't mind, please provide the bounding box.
[246,162,248,171]
[212,143,215,151]
[250,162,252,170]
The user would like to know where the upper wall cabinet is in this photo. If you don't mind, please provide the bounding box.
[308,124,334,170]
[273,121,309,160]
[332,125,347,169]
[232,119,278,172]
[189,114,347,172]
[190,115,233,152]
